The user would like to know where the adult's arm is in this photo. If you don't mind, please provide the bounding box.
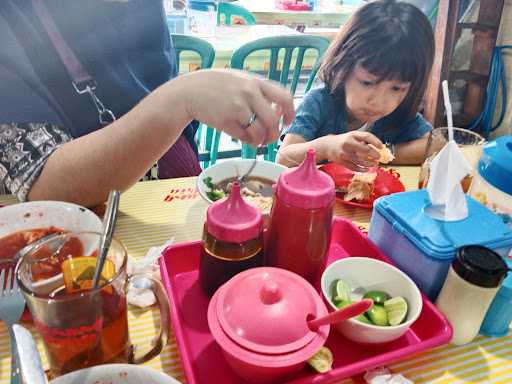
[27,69,295,206]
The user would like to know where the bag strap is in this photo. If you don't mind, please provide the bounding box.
[31,0,116,126]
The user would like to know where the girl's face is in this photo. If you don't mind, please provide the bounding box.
[344,66,411,124]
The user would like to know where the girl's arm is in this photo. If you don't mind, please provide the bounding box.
[277,133,331,167]
[28,70,294,207]
[391,132,429,165]
[278,131,382,169]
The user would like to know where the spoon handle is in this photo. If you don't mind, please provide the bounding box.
[308,299,373,330]
[92,190,120,288]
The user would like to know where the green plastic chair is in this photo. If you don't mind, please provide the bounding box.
[171,33,215,71]
[171,34,217,168]
[217,2,256,26]
[211,34,330,162]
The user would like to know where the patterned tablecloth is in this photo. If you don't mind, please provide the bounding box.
[0,166,511,383]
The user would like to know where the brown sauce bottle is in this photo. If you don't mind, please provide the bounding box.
[199,182,264,296]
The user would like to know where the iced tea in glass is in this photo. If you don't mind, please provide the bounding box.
[16,232,169,378]
[418,127,485,192]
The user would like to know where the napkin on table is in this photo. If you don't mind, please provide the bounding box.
[127,238,174,308]
[426,140,472,221]
[364,367,414,384]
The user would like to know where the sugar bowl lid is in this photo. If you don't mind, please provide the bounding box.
[215,267,325,355]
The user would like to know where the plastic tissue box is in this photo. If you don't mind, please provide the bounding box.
[368,190,512,301]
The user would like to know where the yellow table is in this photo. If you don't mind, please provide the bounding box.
[1,167,511,383]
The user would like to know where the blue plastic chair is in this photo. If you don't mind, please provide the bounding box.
[217,2,256,25]
[210,34,330,162]
[171,34,218,168]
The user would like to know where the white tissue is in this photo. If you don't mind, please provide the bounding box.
[364,367,414,384]
[127,238,174,308]
[426,140,472,221]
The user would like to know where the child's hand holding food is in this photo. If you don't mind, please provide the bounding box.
[326,131,383,171]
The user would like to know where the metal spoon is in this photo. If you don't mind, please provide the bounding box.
[238,157,258,185]
[13,232,62,263]
[92,190,120,288]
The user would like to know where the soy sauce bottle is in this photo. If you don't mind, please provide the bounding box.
[200,182,264,296]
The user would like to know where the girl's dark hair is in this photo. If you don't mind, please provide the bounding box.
[319,0,435,124]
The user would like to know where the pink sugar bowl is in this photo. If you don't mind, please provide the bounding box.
[207,267,330,383]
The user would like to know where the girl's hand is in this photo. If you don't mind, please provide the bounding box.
[326,131,383,171]
[181,69,295,147]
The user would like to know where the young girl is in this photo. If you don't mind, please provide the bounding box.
[278,0,435,170]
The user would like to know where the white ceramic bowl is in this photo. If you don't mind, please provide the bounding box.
[0,201,102,262]
[197,159,286,205]
[49,364,180,384]
[321,257,423,344]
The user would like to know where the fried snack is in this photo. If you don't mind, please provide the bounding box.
[369,144,395,164]
[344,172,377,201]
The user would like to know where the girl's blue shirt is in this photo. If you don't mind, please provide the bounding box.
[283,85,432,143]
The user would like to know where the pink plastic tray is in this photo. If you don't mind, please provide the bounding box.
[160,218,452,384]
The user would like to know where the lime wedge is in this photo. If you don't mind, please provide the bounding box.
[366,304,388,326]
[363,290,390,305]
[334,299,351,309]
[307,346,333,373]
[384,296,408,326]
[355,314,372,324]
[332,279,351,303]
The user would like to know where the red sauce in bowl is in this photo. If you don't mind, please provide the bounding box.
[0,226,66,262]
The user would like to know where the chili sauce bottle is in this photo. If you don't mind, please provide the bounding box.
[266,149,335,284]
[200,182,264,296]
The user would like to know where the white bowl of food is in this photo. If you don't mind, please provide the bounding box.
[50,364,180,384]
[197,159,287,214]
[321,257,423,344]
[0,201,102,264]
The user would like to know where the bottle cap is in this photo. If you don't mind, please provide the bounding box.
[275,149,334,209]
[453,245,508,288]
[206,182,262,243]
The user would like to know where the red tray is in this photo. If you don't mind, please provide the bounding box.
[160,218,452,384]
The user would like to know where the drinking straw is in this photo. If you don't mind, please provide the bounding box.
[441,80,454,142]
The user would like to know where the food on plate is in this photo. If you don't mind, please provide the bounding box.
[0,226,65,262]
[331,279,409,326]
[203,176,274,213]
[307,346,333,373]
[343,172,377,202]
[369,144,395,164]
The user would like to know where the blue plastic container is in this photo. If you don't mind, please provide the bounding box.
[480,257,512,337]
[368,190,512,301]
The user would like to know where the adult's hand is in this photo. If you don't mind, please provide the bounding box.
[179,69,295,147]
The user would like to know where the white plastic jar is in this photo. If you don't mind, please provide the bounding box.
[435,246,508,345]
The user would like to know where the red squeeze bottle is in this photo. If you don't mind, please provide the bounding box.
[266,149,335,284]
